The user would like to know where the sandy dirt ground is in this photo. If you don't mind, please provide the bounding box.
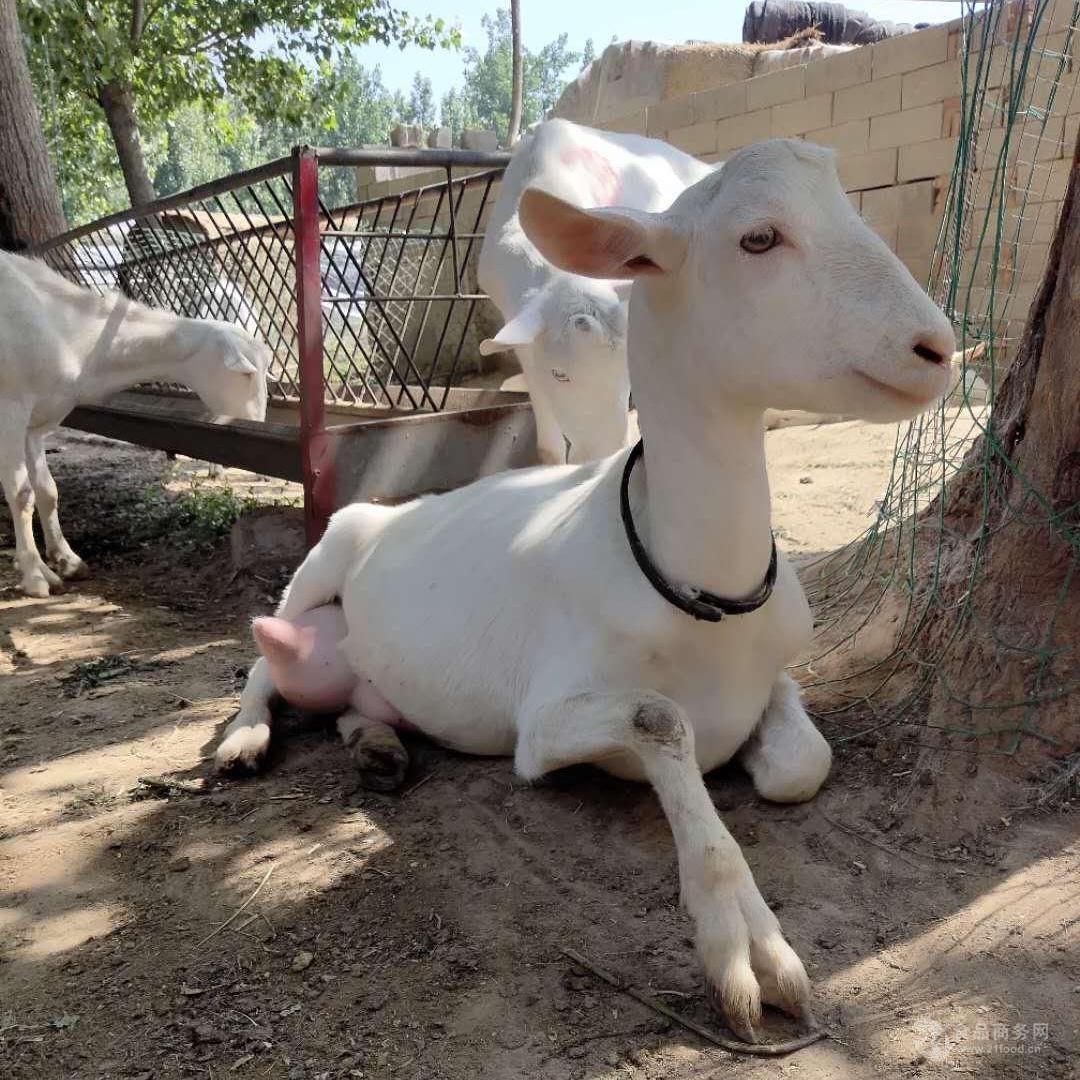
[1,424,1076,1080]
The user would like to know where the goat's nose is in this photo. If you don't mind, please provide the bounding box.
[913,339,949,365]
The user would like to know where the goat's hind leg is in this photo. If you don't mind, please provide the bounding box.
[26,429,87,580]
[215,504,393,773]
[515,689,813,1041]
[0,404,62,597]
[338,710,409,792]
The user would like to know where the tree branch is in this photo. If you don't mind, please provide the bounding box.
[129,0,145,48]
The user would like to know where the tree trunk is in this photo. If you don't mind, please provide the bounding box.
[0,0,66,250]
[98,80,157,207]
[507,0,523,147]
[918,130,1080,755]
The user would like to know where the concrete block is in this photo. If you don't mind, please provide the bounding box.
[668,120,718,156]
[834,75,901,124]
[715,110,772,153]
[861,185,901,230]
[427,127,452,149]
[837,148,898,191]
[771,93,833,137]
[901,253,932,287]
[872,25,949,79]
[1011,201,1062,243]
[805,45,872,97]
[807,119,869,154]
[692,81,747,123]
[902,61,961,110]
[898,137,959,181]
[848,191,862,212]
[1064,112,1079,155]
[941,96,963,138]
[746,64,806,112]
[897,212,941,256]
[603,110,648,135]
[869,103,944,149]
[461,129,498,151]
[646,97,694,136]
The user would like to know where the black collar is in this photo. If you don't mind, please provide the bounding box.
[619,439,778,622]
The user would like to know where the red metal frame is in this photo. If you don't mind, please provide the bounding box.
[293,148,335,545]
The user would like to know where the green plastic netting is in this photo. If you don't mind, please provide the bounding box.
[799,0,1078,758]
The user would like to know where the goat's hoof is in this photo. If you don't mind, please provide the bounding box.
[215,722,272,772]
[350,732,409,792]
[21,577,53,599]
[51,554,90,581]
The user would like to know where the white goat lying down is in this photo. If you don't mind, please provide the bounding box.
[0,251,270,597]
[478,118,713,464]
[217,140,955,1038]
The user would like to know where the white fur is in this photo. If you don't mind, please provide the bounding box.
[478,118,713,464]
[0,250,270,597]
[218,140,956,1037]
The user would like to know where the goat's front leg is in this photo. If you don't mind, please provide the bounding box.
[0,405,62,597]
[26,429,88,581]
[516,689,813,1041]
[739,674,831,804]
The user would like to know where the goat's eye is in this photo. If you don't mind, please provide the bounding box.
[740,226,779,254]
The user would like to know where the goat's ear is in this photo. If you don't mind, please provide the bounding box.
[479,300,546,355]
[519,188,687,280]
[225,350,260,376]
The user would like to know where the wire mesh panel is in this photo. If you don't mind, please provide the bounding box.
[799,0,1078,757]
[313,160,504,411]
[32,149,512,412]
[35,160,302,400]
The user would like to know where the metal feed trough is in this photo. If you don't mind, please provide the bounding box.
[31,147,538,543]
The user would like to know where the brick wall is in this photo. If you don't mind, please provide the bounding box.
[347,3,1076,378]
[599,4,1078,361]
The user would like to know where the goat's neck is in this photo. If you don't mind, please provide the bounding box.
[628,297,773,601]
[74,296,206,402]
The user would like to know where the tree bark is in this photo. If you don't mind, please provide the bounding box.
[507,0,523,146]
[98,80,158,207]
[917,130,1080,754]
[0,0,67,250]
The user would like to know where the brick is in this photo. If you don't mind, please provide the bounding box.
[861,185,902,231]
[668,120,718,156]
[837,147,898,191]
[805,46,872,97]
[715,110,772,153]
[691,81,747,123]
[604,110,648,136]
[902,61,960,110]
[848,191,862,212]
[897,212,941,256]
[1046,0,1078,32]
[746,65,806,112]
[806,119,870,154]
[898,137,959,181]
[982,117,1067,165]
[872,25,949,79]
[834,74,901,123]
[869,103,944,149]
[1037,158,1073,201]
[901,254,932,287]
[941,96,963,138]
[646,98,693,137]
[771,93,833,137]
[1011,201,1062,243]
[1065,113,1079,155]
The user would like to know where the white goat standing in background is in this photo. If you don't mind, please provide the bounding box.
[478,118,713,464]
[217,140,956,1039]
[0,251,270,597]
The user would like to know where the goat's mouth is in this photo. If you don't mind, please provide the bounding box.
[853,370,945,409]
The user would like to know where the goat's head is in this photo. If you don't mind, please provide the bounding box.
[185,321,270,422]
[480,274,630,382]
[519,139,956,423]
